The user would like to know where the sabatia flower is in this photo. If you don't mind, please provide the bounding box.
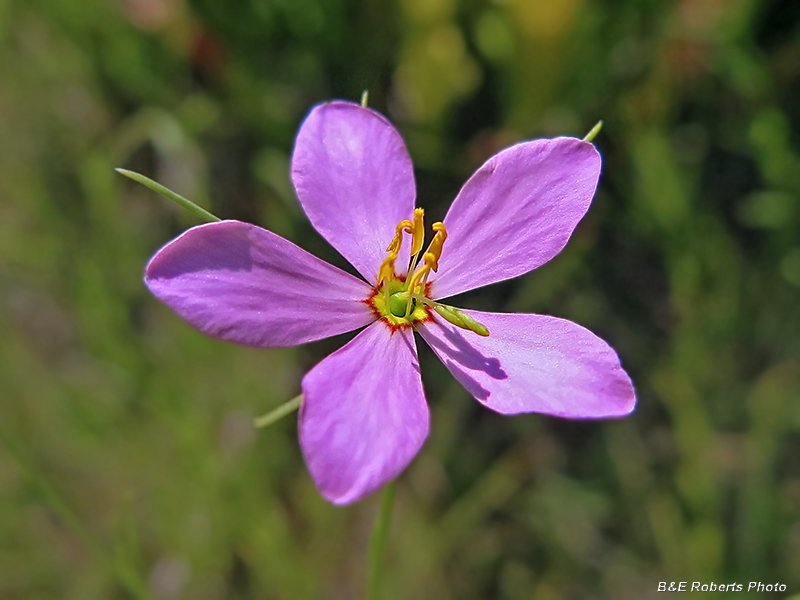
[145,101,635,505]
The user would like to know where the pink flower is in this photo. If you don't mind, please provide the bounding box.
[145,101,635,505]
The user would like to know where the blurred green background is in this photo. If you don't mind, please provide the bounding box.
[1,0,799,598]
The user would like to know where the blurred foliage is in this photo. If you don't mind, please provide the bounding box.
[1,0,799,598]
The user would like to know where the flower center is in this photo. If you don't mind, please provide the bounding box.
[368,209,489,336]
[368,269,430,329]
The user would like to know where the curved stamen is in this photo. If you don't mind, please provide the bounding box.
[410,208,425,257]
[386,221,412,255]
[377,251,398,302]
[426,222,447,271]
[404,221,447,316]
[373,213,488,337]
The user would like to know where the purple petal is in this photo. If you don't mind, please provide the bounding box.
[145,220,375,348]
[429,138,601,299]
[417,311,635,418]
[299,322,428,505]
[291,101,417,284]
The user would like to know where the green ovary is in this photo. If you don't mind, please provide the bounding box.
[388,291,414,317]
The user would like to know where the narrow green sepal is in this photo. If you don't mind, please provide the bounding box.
[253,394,302,428]
[434,305,490,336]
[583,120,603,143]
[115,168,221,223]
[361,90,369,108]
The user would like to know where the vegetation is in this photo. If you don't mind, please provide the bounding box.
[1,0,799,597]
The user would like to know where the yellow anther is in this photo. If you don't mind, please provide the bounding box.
[422,251,438,273]
[410,208,425,256]
[386,220,413,254]
[427,222,447,267]
[377,252,398,287]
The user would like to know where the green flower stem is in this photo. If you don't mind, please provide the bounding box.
[583,120,604,143]
[115,168,221,223]
[366,481,396,600]
[253,394,302,428]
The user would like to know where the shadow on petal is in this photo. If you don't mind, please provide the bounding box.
[423,323,508,383]
[441,359,492,400]
[397,330,422,374]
